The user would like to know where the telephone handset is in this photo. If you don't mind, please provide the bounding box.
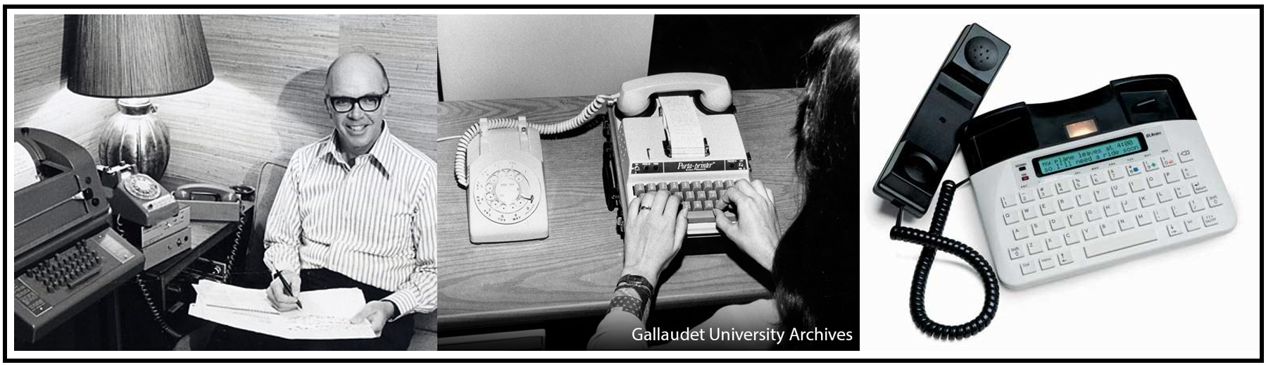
[616,72,733,116]
[174,183,240,202]
[464,117,549,243]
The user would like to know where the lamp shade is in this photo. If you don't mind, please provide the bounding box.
[68,15,214,98]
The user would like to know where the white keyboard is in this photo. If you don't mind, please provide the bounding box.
[974,119,1237,289]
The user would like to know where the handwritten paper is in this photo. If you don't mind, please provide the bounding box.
[188,280,376,340]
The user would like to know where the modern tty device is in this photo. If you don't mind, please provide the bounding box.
[962,75,1236,289]
[462,116,549,243]
[605,73,749,237]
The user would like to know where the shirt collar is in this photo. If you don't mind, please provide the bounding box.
[318,122,401,177]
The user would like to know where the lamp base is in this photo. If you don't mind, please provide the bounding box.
[99,98,171,180]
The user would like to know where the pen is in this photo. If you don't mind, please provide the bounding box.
[275,270,303,309]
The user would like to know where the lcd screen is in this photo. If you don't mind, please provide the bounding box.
[1035,134,1147,176]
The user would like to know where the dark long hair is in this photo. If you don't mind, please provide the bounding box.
[771,17,859,350]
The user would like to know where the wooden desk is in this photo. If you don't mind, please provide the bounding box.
[438,88,804,331]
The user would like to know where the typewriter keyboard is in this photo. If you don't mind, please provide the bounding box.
[633,179,741,225]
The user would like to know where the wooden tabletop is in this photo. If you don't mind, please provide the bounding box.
[437,88,805,331]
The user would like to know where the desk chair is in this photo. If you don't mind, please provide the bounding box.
[238,162,437,350]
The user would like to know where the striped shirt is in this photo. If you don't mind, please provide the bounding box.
[263,124,437,319]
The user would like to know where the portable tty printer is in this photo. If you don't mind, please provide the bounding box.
[962,75,1236,289]
[605,73,750,237]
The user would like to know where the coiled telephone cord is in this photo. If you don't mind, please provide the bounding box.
[889,179,999,340]
[453,94,618,188]
[136,275,184,339]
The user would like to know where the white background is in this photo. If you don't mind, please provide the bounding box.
[860,9,1262,358]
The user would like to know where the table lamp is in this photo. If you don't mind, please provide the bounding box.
[67,14,214,180]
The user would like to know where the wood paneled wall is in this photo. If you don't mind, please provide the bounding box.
[12,14,438,187]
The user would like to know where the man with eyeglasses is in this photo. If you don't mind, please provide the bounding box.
[260,52,436,350]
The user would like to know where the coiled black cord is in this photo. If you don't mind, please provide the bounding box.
[221,209,246,284]
[135,275,184,339]
[889,179,1000,340]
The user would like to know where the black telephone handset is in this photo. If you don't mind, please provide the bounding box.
[874,24,1010,340]
[174,183,240,202]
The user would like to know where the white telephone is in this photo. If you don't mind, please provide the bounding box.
[463,117,549,243]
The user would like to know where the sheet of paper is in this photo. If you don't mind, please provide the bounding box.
[189,280,376,340]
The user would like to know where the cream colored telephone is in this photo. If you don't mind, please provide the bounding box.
[463,117,548,243]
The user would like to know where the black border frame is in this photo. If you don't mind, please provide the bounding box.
[3,3,1262,363]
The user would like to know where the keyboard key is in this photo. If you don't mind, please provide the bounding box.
[656,182,667,191]
[689,181,702,191]
[1039,202,1056,216]
[1013,227,1029,240]
[724,180,735,189]
[1091,171,1108,185]
[1202,214,1218,227]
[1044,237,1061,250]
[707,190,719,200]
[1163,171,1180,184]
[1003,210,1020,225]
[1129,179,1146,193]
[1057,251,1075,266]
[1084,228,1158,258]
[1008,246,1025,260]
[1174,185,1192,198]
[1181,167,1197,180]
[1103,204,1120,217]
[1000,194,1018,208]
[1126,163,1143,176]
[1139,194,1157,207]
[1048,217,1066,231]
[686,210,715,224]
[1029,222,1048,236]
[1085,209,1103,222]
[1055,180,1073,194]
[1038,185,1055,199]
[1166,223,1182,237]
[1191,181,1208,194]
[1156,189,1174,203]
[1039,256,1056,270]
[1117,217,1135,231]
[1066,213,1085,227]
[1019,189,1036,203]
[1094,188,1111,202]
[669,182,681,192]
[673,192,684,200]
[1184,218,1201,232]
[1063,231,1081,245]
[1188,199,1205,212]
[691,201,704,211]
[1058,197,1075,211]
[1178,149,1194,163]
[703,200,715,210]
[1021,206,1038,221]
[702,180,715,191]
[1146,175,1163,188]
[1026,241,1044,255]
[1111,184,1128,197]
[1153,208,1170,222]
[1135,212,1152,227]
[634,184,646,195]
[1120,199,1138,212]
[1144,159,1161,171]
[1108,167,1125,180]
[684,191,696,201]
[1170,205,1187,217]
[1161,154,1177,167]
[1076,193,1093,206]
[1073,176,1090,190]
[1099,221,1117,236]
[1081,226,1099,241]
[1020,261,1037,275]
[1206,194,1223,207]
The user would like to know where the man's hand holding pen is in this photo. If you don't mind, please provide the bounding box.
[267,270,304,311]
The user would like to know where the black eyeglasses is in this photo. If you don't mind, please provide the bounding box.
[328,90,388,113]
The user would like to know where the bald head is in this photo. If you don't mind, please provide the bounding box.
[324,52,390,96]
